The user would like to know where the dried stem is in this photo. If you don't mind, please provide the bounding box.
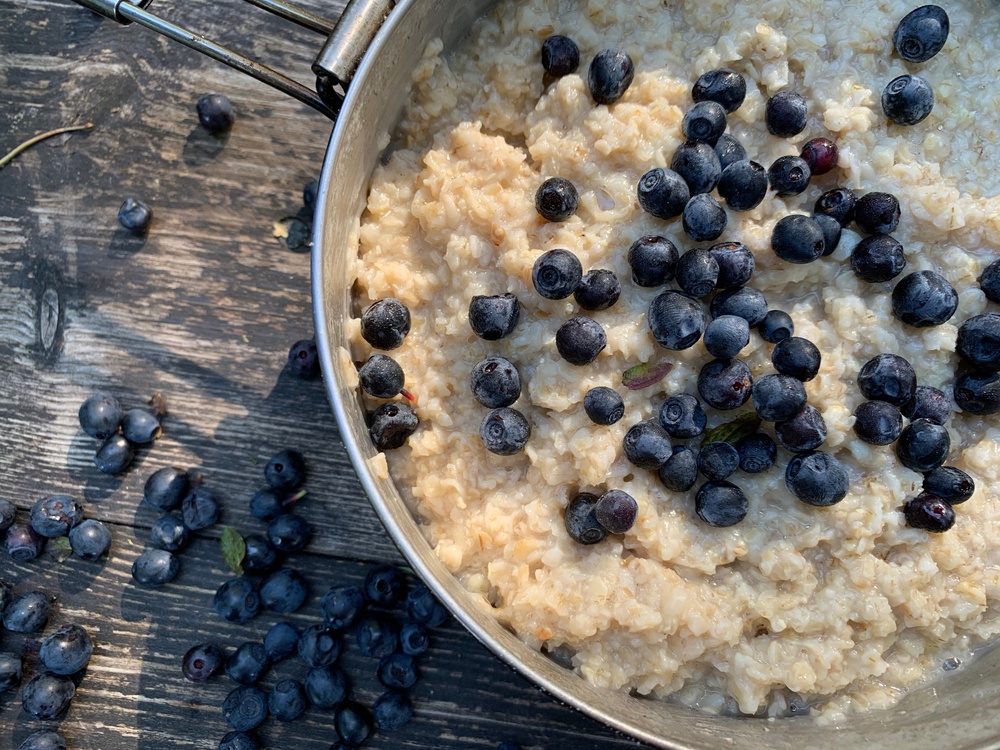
[0,122,94,170]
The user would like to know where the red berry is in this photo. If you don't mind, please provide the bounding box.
[800,137,838,175]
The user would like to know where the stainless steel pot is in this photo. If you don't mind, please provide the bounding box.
[75,1,1000,748]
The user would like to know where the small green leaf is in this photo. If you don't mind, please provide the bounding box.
[701,412,762,447]
[622,361,674,390]
[220,527,246,576]
[49,536,73,563]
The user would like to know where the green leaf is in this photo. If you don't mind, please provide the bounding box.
[622,361,674,390]
[220,527,246,576]
[701,412,762,447]
[49,536,72,563]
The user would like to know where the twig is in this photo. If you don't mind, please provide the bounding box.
[0,122,94,170]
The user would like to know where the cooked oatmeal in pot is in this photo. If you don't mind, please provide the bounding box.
[349,0,1000,720]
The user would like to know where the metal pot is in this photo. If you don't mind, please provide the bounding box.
[76,1,1000,748]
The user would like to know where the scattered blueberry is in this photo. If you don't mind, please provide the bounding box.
[759,309,794,344]
[575,269,621,311]
[378,652,418,689]
[365,564,407,605]
[692,68,746,113]
[335,701,375,746]
[17,731,67,750]
[894,5,949,62]
[5,523,45,561]
[182,642,225,682]
[855,192,901,235]
[29,495,82,538]
[648,290,705,350]
[852,235,906,282]
[94,434,134,474]
[117,198,152,233]
[627,235,678,286]
[853,400,904,445]
[771,214,825,264]
[658,394,706,440]
[0,652,22,692]
[305,665,349,709]
[4,591,50,632]
[533,249,583,300]
[676,248,719,298]
[150,514,188,552]
[373,690,413,730]
[924,466,975,505]
[361,298,411,350]
[980,259,1000,303]
[736,432,777,474]
[588,48,634,105]
[0,499,15,532]
[682,100,727,145]
[957,313,1000,371]
[242,533,278,573]
[717,160,767,211]
[785,451,850,506]
[766,90,808,137]
[555,317,606,365]
[480,407,531,455]
[226,642,269,685]
[752,374,807,422]
[696,481,748,527]
[21,673,75,720]
[703,315,750,359]
[710,286,768,327]
[896,418,950,472]
[469,294,520,340]
[260,567,308,613]
[264,449,306,491]
[248,488,284,521]
[541,35,580,77]
[121,408,162,444]
[400,622,429,656]
[218,732,258,750]
[714,133,748,171]
[882,74,934,125]
[697,442,740,482]
[357,615,400,658]
[583,387,624,426]
[858,353,917,406]
[768,155,811,196]
[564,492,607,545]
[636,168,690,220]
[535,177,579,222]
[144,466,190,511]
[215,577,261,623]
[903,492,955,532]
[321,585,366,630]
[264,622,301,662]
[903,385,952,425]
[698,358,753,410]
[683,193,727,243]
[800,137,838,175]
[359,354,405,399]
[955,371,1000,415]
[775,405,828,452]
[657,446,699,492]
[405,583,448,627]
[892,270,957,327]
[710,241,755,288]
[287,339,320,378]
[38,623,92,677]
[222,685,269,731]
[267,512,312,552]
[814,187,857,226]
[594,489,638,534]
[298,623,342,669]
[470,357,522,410]
[671,140,722,195]
[182,486,221,530]
[196,93,235,133]
[772,337,822,381]
[369,402,419,450]
[78,392,123,439]
[623,422,673,470]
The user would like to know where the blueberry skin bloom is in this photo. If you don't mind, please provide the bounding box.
[144,466,190,511]
[534,177,578,222]
[117,198,152,232]
[772,337,822,381]
[891,270,958,327]
[853,400,904,446]
[676,248,719,298]
[373,690,413,730]
[659,394,706,439]
[759,310,794,344]
[298,625,342,669]
[248,488,283,521]
[637,168,690,220]
[627,235,678,286]
[305,665,349,708]
[894,5,949,62]
[714,133,748,171]
[226,642,269,685]
[657,446,699,492]
[269,679,307,722]
[752,374,807,422]
[814,187,857,226]
[21,673,75,720]
[736,433,777,474]
[469,293,520,340]
[775,405,828,452]
[360,298,411,350]
[772,214,825,264]
[717,160,767,211]
[121,408,162,444]
[682,100,727,145]
[40,623,93,675]
[696,482,749,527]
[335,701,375,746]
[260,567,308,613]
[358,354,405,398]
[78,392,123,439]
[692,68,746,113]
[766,90,808,137]
[264,448,306,491]
[622,422,672,470]
[18,730,68,750]
[0,498,14,532]
[29,495,83,538]
[671,141,722,195]
[768,156,811,196]
[574,269,621,311]
[182,486,221,530]
[858,353,917,406]
[377,652,418,690]
[583,387,625,426]
[957,313,1000,371]
[0,652,21,692]
[703,315,750,360]
[218,732,258,750]
[197,93,235,133]
[95,434,134,474]
[697,358,753,411]
[785,451,850,507]
[533,249,583,300]
[588,48,634,105]
[954,371,1000,415]
[896,418,950,472]
[223,685,269,731]
[320,585,366,630]
[903,385,952,425]
[697,442,740,482]
[682,194,727,242]
[182,642,225,682]
[882,74,934,126]
[851,235,906,282]
[710,241,755,288]
[215,577,261,622]
[981,259,1000,303]
[564,493,607,545]
[541,35,580,77]
[855,192,901,235]
[4,591,50,633]
[369,402,419,450]
[904,492,955,532]
[648,291,705,350]
[471,357,522,409]
[814,214,842,257]
[924,466,975,505]
[480,407,531,455]
[555,317,606,365]
[710,286,768,327]
[595,489,638,534]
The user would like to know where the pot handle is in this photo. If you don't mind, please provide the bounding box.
[70,0,397,121]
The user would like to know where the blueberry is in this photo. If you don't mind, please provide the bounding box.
[772,337,822,381]
[896,418,950,472]
[480,407,531,455]
[924,466,974,505]
[260,567,308,613]
[21,673,75,720]
[882,74,934,126]
[197,93,234,133]
[469,294,520,340]
[709,242,755,289]
[533,249,583,299]
[766,90,808,137]
[623,422,672,470]
[251,489,287,522]
[851,235,906,282]
[117,197,152,233]
[215,577,261,622]
[892,270,957,327]
[627,235,678,286]
[222,685,269,731]
[736,432,777,474]
[858,353,917,406]
[150,514,188,551]
[144,466,190,511]
[564,493,607,545]
[358,354,405,399]
[717,160,767,211]
[758,310,794,344]
[302,178,320,211]
[583,387,625,426]
[17,731,67,750]
[356,615,399,658]
[814,187,857,226]
[696,481,748,526]
[5,523,44,561]
[287,338,320,378]
[698,358,753,410]
[132,548,179,586]
[373,691,413,730]
[658,394,706,439]
[714,134,748,171]
[405,582,448,627]
[321,584,366,630]
[594,489,638,534]
[226,642,269,685]
[671,141,722,195]
[37,623,92,677]
[305,665,349,708]
[588,48,634,105]
[692,68,746,113]
[676,248,719,297]
[121,408,162,444]
[242,533,278,573]
[574,269,621,310]
[555,317,606,365]
[264,448,306,491]
[703,315,750,359]
[855,192,901,235]
[958,313,1000,371]
[752,374,807,422]
[775,405,828,452]
[657,446,699,492]
[335,701,375,746]
[768,155,811,196]
[955,371,1000,415]
[981,259,1000,303]
[697,442,740,482]
[771,214,825,264]
[903,492,955,532]
[400,622,430,655]
[902,385,951,425]
[218,732,258,750]
[0,579,10,612]
[682,100,727,145]
[29,495,82,538]
[263,622,301,662]
[182,486,221,530]
[297,624,341,669]
[361,298,411,350]
[894,5,949,62]
[853,400,904,445]
[785,451,850,506]
[95,434,134,474]
[535,177,579,222]
[710,286,768,327]
[800,137,838,175]
[681,193,728,242]
[636,168,690,220]
[378,652,418,689]
[182,642,225,682]
[648,291,705,351]
[364,564,407,605]
[369,402,419,450]
[813,214,842,257]
[78,392,123,439]
[541,35,580,77]
[0,652,22,692]
[0,499,14,532]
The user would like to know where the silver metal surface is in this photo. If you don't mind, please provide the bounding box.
[312,0,395,90]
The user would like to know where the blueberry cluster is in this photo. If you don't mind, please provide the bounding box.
[2,495,111,563]
[78,391,164,475]
[881,6,949,125]
[183,566,450,749]
[564,489,639,543]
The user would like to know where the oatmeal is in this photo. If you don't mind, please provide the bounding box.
[350,0,1000,721]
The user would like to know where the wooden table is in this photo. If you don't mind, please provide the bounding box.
[0,1,646,748]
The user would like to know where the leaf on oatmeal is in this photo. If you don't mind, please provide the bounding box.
[49,536,72,563]
[220,527,246,576]
[701,413,762,447]
[622,361,674,390]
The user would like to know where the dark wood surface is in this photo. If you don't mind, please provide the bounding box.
[0,2,647,748]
